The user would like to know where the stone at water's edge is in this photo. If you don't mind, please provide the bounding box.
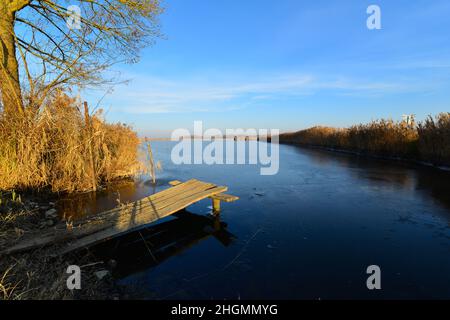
[45,208,57,219]
[95,270,110,280]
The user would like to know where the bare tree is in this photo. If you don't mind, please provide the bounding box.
[0,0,162,117]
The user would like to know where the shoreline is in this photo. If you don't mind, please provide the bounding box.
[0,179,137,299]
[278,140,450,173]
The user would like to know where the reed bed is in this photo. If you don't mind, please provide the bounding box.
[279,113,450,166]
[0,92,142,193]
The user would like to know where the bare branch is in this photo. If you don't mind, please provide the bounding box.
[1,0,163,115]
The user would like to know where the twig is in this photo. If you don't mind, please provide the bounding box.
[222,228,262,271]
[160,228,263,300]
[80,261,104,268]
[139,231,157,263]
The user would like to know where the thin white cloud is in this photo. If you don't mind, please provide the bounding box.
[101,72,435,114]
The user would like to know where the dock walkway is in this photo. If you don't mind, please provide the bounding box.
[1,179,238,255]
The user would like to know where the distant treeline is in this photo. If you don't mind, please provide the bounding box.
[279,113,450,167]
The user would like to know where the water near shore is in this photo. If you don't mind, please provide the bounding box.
[59,141,450,299]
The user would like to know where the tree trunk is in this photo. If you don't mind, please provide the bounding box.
[0,6,24,117]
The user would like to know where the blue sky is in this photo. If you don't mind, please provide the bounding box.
[83,0,450,137]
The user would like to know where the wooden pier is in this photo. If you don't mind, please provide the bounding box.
[91,211,235,278]
[1,179,239,255]
[168,180,238,213]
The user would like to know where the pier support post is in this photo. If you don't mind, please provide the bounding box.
[212,198,221,214]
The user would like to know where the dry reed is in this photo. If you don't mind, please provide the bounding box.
[279,113,450,166]
[0,92,142,193]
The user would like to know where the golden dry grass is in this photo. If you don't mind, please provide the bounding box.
[417,113,450,166]
[0,92,142,193]
[279,113,450,166]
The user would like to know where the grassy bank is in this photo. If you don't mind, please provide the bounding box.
[0,92,142,193]
[0,191,123,299]
[0,92,143,299]
[279,113,450,167]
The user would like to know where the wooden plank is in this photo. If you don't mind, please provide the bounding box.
[1,180,227,255]
[60,185,228,254]
[5,182,211,253]
[95,179,200,216]
[96,185,227,232]
[28,180,214,244]
[3,181,216,254]
[211,193,239,202]
[170,180,238,202]
[154,182,216,207]
[114,180,215,216]
[70,179,204,226]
